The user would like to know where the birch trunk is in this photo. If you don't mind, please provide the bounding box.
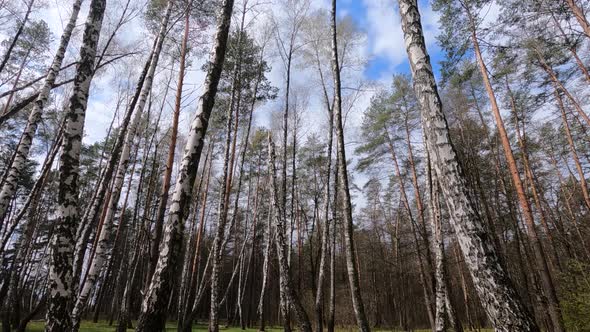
[397,0,538,330]
[73,43,154,282]
[428,159,462,332]
[71,3,172,324]
[45,0,106,330]
[327,148,339,332]
[180,146,213,332]
[0,0,83,222]
[209,8,249,328]
[257,192,273,332]
[314,97,333,332]
[136,0,234,329]
[268,135,312,332]
[209,78,237,332]
[329,1,371,331]
[149,0,191,280]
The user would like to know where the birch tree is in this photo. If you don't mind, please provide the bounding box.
[0,0,83,222]
[70,2,173,327]
[45,0,107,330]
[396,0,539,330]
[136,0,235,329]
[329,1,371,331]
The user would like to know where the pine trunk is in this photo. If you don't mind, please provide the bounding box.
[467,11,564,330]
[135,0,234,329]
[397,0,538,330]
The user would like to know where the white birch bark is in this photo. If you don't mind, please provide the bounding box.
[397,0,538,330]
[45,0,106,330]
[268,134,312,332]
[70,3,173,326]
[0,0,84,222]
[257,204,273,331]
[72,41,156,283]
[329,1,371,330]
[136,0,234,329]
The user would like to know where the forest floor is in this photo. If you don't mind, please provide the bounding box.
[8,320,479,331]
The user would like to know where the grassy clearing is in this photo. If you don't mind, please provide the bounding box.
[10,321,493,331]
[11,321,285,332]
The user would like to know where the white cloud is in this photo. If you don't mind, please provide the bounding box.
[362,0,440,68]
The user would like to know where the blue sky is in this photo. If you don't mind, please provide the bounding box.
[336,0,444,81]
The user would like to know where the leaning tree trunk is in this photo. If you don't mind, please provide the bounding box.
[257,201,272,332]
[466,9,564,330]
[148,0,191,283]
[0,0,83,222]
[329,1,371,331]
[268,135,312,332]
[70,3,173,327]
[427,158,462,332]
[135,0,234,330]
[209,6,248,329]
[72,43,154,284]
[396,0,539,331]
[555,87,590,211]
[208,55,238,332]
[564,0,590,39]
[314,85,334,332]
[0,0,34,75]
[45,0,107,330]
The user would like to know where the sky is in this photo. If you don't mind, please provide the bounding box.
[11,0,456,208]
[28,0,448,144]
[338,0,443,81]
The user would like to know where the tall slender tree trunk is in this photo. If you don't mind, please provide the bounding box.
[0,0,34,75]
[257,189,273,332]
[384,130,435,328]
[148,1,192,282]
[397,0,538,330]
[0,0,83,222]
[508,88,561,271]
[181,145,213,332]
[71,3,172,326]
[209,57,239,332]
[1,47,31,116]
[268,135,312,332]
[466,10,564,330]
[314,92,333,332]
[564,0,590,39]
[330,2,371,331]
[208,6,250,328]
[327,152,338,332]
[72,40,157,287]
[136,0,234,329]
[534,48,590,129]
[45,0,107,330]
[555,88,590,211]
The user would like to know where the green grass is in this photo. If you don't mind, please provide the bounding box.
[11,321,286,332]
[10,321,494,332]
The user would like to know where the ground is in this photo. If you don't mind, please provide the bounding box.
[9,321,280,332]
[3,321,469,332]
